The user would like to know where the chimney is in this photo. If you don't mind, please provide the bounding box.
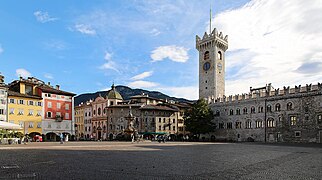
[56,85,60,90]
[48,82,51,86]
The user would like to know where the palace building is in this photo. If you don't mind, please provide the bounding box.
[197,28,322,143]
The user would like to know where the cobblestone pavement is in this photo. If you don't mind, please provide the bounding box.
[0,142,321,180]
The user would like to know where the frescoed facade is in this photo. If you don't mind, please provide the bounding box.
[37,83,75,141]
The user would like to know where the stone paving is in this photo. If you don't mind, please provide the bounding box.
[0,141,321,179]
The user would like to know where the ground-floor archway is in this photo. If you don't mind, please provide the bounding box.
[46,132,59,142]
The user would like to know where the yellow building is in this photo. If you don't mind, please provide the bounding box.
[75,104,85,139]
[7,78,43,137]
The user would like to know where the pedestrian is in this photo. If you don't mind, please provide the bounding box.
[60,133,64,144]
[131,133,135,143]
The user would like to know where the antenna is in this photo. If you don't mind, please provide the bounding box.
[210,3,212,34]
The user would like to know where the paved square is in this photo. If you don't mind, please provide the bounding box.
[0,142,321,179]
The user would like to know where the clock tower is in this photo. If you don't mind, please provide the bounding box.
[196,28,228,100]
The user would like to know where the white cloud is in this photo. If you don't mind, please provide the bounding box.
[151,45,189,63]
[16,68,31,78]
[150,28,161,36]
[209,0,322,95]
[131,71,153,81]
[34,11,58,23]
[0,44,3,54]
[43,40,67,50]
[44,73,53,79]
[99,52,118,72]
[104,52,112,61]
[73,24,96,35]
[128,80,158,88]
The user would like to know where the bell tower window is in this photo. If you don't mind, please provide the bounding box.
[218,51,222,60]
[204,51,210,60]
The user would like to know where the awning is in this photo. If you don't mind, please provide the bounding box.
[0,121,23,130]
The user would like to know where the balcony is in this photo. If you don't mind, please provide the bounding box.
[55,115,64,122]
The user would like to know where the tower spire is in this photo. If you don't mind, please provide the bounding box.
[210,3,212,34]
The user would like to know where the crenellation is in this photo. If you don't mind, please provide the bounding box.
[224,35,228,41]
[312,84,318,91]
[210,82,322,106]
[290,87,295,94]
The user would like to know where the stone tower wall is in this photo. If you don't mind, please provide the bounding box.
[196,28,228,100]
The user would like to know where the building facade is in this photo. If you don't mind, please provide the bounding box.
[7,78,43,136]
[91,85,123,140]
[0,74,8,122]
[37,83,75,141]
[84,101,92,139]
[197,28,322,143]
[209,84,322,143]
[8,77,76,141]
[75,86,190,140]
[75,103,85,139]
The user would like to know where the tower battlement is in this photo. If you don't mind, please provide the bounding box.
[206,82,322,104]
[196,28,228,52]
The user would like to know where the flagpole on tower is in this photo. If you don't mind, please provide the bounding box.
[210,3,212,34]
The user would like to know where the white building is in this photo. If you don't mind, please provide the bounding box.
[0,74,8,122]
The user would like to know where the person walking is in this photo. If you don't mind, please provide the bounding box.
[60,133,64,144]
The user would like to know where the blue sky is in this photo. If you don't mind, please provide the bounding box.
[1,0,322,100]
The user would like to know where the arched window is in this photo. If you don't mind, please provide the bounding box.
[243,107,248,114]
[251,106,255,113]
[204,51,210,60]
[287,102,293,110]
[235,121,242,129]
[275,103,281,111]
[215,110,220,116]
[218,51,222,60]
[227,122,233,129]
[219,122,224,129]
[98,107,101,115]
[245,120,252,129]
[258,106,263,113]
[93,110,96,115]
[229,109,234,115]
[267,105,272,112]
[255,120,263,128]
[236,108,241,115]
[267,118,275,128]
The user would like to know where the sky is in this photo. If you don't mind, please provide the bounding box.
[0,0,321,100]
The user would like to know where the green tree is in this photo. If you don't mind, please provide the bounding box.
[184,99,215,139]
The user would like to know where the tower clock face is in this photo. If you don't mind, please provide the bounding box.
[203,62,211,71]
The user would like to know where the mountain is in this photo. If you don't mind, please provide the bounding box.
[74,85,193,106]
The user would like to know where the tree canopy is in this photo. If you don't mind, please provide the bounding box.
[184,99,215,137]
